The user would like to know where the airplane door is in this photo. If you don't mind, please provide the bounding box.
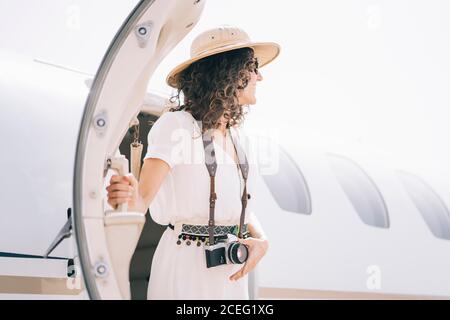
[72,0,206,299]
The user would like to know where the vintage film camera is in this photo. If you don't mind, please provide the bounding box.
[205,234,249,268]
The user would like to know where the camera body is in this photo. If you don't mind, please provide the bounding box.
[205,234,249,268]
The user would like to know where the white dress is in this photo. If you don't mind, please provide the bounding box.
[143,110,259,300]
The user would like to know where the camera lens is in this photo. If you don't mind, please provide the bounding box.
[228,242,248,264]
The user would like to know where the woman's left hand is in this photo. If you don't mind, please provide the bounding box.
[229,237,269,281]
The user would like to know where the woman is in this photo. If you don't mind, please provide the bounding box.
[107,25,280,299]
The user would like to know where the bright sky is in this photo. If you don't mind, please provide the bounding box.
[1,0,450,174]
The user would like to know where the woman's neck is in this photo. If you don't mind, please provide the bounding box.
[217,114,229,137]
[217,122,228,137]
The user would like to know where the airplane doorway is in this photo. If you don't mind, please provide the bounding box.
[118,111,166,300]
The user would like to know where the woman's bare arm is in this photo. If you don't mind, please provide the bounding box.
[230,214,269,281]
[230,217,269,281]
[247,215,268,242]
[107,158,170,213]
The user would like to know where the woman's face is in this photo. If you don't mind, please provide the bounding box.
[237,68,263,105]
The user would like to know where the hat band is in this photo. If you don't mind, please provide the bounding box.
[192,40,252,58]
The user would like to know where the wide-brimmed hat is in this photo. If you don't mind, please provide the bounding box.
[166,25,281,88]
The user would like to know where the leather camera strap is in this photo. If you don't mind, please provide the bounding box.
[202,128,249,245]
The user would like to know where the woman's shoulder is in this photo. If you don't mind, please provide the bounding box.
[149,110,201,142]
[155,109,182,123]
[152,110,194,130]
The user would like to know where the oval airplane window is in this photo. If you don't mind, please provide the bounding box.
[397,171,450,240]
[327,153,390,228]
[259,139,312,214]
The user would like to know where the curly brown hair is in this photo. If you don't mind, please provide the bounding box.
[169,47,258,134]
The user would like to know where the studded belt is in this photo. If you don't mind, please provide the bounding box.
[168,223,250,246]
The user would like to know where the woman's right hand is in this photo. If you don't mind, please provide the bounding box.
[106,174,139,210]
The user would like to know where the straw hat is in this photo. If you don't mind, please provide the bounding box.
[166,25,280,88]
